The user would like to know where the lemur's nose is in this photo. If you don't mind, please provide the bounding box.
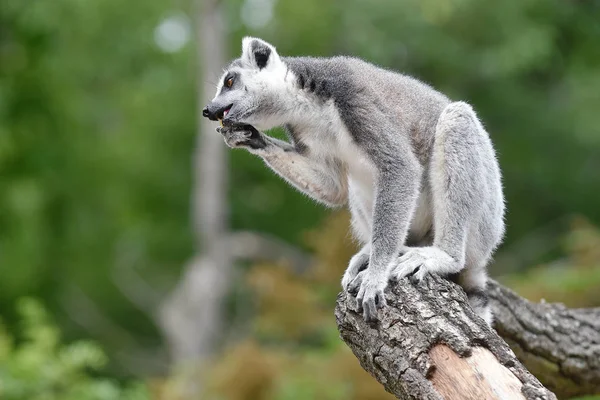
[203,105,219,121]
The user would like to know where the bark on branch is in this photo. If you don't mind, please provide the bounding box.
[335,275,600,399]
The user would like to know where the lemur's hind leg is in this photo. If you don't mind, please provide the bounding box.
[391,102,500,323]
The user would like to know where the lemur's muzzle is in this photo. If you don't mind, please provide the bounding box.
[202,103,232,122]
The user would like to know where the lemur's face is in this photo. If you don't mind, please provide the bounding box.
[203,37,288,131]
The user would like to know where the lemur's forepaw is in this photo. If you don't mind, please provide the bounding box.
[348,271,387,323]
[217,125,266,151]
[217,125,252,148]
[390,247,457,284]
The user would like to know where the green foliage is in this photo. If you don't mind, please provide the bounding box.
[0,0,197,342]
[0,298,149,400]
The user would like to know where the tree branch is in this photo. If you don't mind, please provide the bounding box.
[488,280,600,398]
[335,275,559,399]
[226,230,314,274]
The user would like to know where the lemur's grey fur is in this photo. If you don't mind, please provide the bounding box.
[203,37,505,325]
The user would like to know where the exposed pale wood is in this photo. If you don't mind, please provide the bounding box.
[429,345,525,400]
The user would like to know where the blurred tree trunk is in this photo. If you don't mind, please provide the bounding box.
[158,0,230,372]
[336,276,600,400]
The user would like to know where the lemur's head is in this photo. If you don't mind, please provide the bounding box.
[202,37,289,131]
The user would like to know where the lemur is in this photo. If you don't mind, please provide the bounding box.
[203,37,505,325]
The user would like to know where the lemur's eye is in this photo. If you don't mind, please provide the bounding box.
[225,77,234,88]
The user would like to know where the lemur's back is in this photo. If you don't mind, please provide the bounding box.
[283,56,450,162]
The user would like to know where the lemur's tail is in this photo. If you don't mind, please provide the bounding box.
[449,269,493,326]
[465,280,493,326]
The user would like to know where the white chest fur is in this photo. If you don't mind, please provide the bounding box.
[301,102,377,202]
[337,128,376,214]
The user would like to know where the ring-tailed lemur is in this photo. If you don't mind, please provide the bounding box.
[203,37,505,325]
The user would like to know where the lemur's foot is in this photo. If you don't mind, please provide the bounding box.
[341,250,369,290]
[390,246,458,284]
[348,270,387,323]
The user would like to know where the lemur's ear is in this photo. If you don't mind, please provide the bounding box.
[241,37,281,70]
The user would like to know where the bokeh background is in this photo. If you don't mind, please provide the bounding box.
[1,0,599,398]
